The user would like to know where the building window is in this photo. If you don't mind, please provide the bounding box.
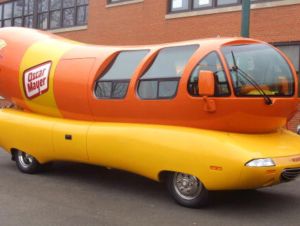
[0,0,88,29]
[95,50,149,99]
[137,45,199,99]
[276,45,300,74]
[170,0,190,12]
[193,0,213,10]
[168,0,280,13]
[275,44,300,96]
[24,0,34,28]
[3,2,13,27]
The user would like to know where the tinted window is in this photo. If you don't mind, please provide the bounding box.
[112,82,129,98]
[188,51,230,97]
[101,50,149,81]
[95,81,112,98]
[159,80,178,98]
[142,45,199,79]
[138,45,198,99]
[95,81,129,99]
[95,50,149,99]
[138,80,179,100]
[222,44,294,97]
[138,81,158,99]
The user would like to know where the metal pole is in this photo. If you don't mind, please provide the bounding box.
[241,0,251,37]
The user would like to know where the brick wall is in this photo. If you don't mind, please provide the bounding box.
[287,104,300,132]
[56,1,300,45]
[0,1,299,44]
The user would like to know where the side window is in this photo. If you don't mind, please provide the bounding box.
[138,44,199,99]
[95,50,149,99]
[188,51,230,97]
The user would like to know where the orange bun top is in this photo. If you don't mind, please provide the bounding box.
[0,27,298,133]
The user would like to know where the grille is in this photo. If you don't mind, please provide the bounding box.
[281,168,300,182]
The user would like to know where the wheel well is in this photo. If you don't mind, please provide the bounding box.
[10,148,19,161]
[158,171,173,183]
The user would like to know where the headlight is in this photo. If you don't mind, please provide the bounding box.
[245,158,275,167]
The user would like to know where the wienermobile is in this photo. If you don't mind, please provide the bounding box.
[0,27,300,208]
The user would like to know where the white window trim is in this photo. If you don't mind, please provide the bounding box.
[50,25,88,34]
[106,0,144,8]
[166,0,300,20]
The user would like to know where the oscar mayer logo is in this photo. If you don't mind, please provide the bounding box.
[23,61,52,99]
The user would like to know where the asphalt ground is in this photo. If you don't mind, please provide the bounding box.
[0,149,299,226]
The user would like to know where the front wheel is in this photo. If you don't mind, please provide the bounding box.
[166,172,208,208]
[15,150,41,174]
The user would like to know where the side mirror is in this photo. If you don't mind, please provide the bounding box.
[198,70,215,96]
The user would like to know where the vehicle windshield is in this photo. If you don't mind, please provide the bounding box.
[222,44,294,96]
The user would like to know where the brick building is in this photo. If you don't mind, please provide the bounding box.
[0,0,300,131]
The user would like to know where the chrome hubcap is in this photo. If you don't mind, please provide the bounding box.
[18,152,34,168]
[173,173,202,200]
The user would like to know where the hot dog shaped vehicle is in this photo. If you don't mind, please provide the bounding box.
[0,27,300,208]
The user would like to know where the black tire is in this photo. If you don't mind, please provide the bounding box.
[166,172,209,208]
[15,150,41,174]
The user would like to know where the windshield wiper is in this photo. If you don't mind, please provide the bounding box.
[231,51,272,105]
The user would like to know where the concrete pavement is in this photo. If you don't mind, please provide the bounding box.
[0,149,299,226]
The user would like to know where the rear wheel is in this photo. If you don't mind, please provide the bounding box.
[15,150,41,174]
[166,172,208,208]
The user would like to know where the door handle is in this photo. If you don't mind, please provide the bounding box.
[65,134,72,140]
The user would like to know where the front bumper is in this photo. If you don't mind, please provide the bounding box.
[281,168,300,182]
[239,154,300,189]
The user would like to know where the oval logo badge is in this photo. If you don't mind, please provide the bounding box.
[23,61,52,99]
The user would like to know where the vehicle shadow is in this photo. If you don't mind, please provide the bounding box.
[208,189,298,210]
[42,161,167,200]
[40,161,300,212]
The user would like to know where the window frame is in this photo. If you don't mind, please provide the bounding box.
[2,1,13,27]
[94,50,150,100]
[23,0,34,28]
[168,0,192,13]
[273,42,300,74]
[12,0,24,27]
[0,0,88,29]
[187,51,231,97]
[76,2,88,25]
[167,0,282,14]
[94,79,131,99]
[222,43,295,98]
[138,44,199,100]
[0,5,2,26]
[138,77,180,100]
[273,42,300,96]
[107,0,139,5]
